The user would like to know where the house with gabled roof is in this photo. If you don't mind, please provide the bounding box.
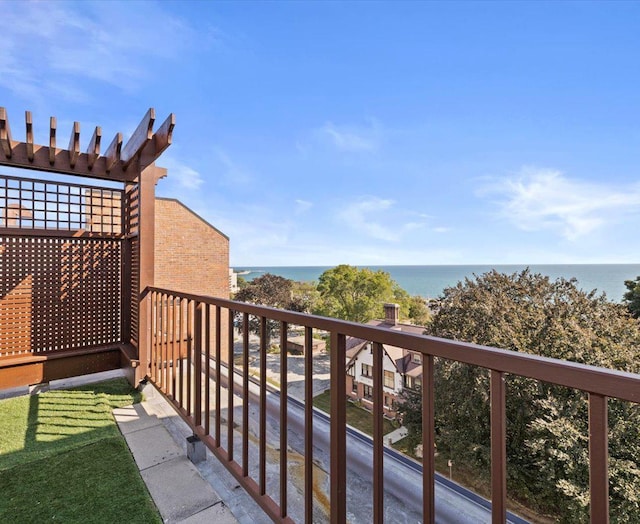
[345,303,426,418]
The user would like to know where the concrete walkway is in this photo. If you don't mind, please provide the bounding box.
[384,425,408,445]
[113,398,238,524]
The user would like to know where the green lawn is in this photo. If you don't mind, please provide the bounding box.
[0,379,162,524]
[313,391,397,436]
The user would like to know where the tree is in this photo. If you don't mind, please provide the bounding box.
[234,273,301,344]
[407,295,431,326]
[290,280,321,314]
[397,387,423,452]
[417,269,640,520]
[314,265,399,323]
[623,276,640,318]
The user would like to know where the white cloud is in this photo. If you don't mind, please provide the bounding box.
[339,196,397,241]
[0,1,196,101]
[215,149,255,186]
[295,199,313,214]
[338,196,430,242]
[480,168,640,240]
[161,157,204,190]
[318,119,381,152]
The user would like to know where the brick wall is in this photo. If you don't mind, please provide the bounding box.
[154,198,229,298]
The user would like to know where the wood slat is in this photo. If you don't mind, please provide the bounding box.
[68,121,80,168]
[104,132,123,172]
[491,370,507,524]
[422,355,435,524]
[49,116,56,165]
[0,107,12,159]
[152,113,175,155]
[589,394,610,523]
[87,126,101,169]
[121,108,155,167]
[25,111,34,161]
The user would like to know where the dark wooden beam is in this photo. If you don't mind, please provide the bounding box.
[139,113,175,170]
[0,143,136,183]
[87,126,101,170]
[25,111,34,162]
[105,132,123,173]
[68,121,80,168]
[0,107,12,159]
[49,116,56,165]
[153,113,175,155]
[121,108,155,168]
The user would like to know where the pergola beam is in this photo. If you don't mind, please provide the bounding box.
[0,107,172,182]
[87,126,101,170]
[25,111,34,162]
[140,113,175,169]
[105,132,123,173]
[121,108,155,168]
[68,121,80,168]
[153,113,175,155]
[49,117,57,165]
[0,107,12,159]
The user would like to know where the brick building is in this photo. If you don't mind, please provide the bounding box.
[154,198,231,362]
[154,198,229,298]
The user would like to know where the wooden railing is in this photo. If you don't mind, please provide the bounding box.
[145,287,640,524]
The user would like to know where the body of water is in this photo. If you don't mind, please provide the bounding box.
[235,264,640,303]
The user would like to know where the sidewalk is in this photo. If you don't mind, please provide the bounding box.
[114,390,238,524]
[115,381,272,524]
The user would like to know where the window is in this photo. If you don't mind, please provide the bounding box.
[361,363,372,378]
[412,352,421,364]
[363,385,373,399]
[352,380,358,393]
[384,370,394,389]
[403,376,420,390]
[347,365,355,377]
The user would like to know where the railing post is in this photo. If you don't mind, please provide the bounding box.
[136,163,164,383]
[330,331,347,524]
[304,325,314,524]
[589,393,609,524]
[491,370,507,524]
[422,354,435,524]
[373,342,384,524]
[194,302,203,428]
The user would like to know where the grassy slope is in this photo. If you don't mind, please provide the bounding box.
[313,391,397,436]
[0,379,161,524]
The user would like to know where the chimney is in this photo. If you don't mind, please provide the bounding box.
[383,303,399,326]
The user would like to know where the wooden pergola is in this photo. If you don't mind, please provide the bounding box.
[0,107,174,388]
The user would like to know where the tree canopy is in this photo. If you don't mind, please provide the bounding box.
[233,273,305,344]
[623,276,640,319]
[314,265,408,323]
[420,269,640,521]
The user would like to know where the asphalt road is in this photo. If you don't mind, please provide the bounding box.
[216,361,529,523]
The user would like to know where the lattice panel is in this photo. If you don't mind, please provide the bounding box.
[0,174,123,236]
[129,236,139,344]
[124,184,139,236]
[0,236,121,357]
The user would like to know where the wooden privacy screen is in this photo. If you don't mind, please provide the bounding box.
[0,174,124,357]
[0,236,121,356]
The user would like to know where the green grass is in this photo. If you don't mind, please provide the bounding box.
[313,391,397,436]
[0,378,161,524]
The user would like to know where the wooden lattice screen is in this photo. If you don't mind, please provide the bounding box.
[0,174,123,357]
[125,183,140,346]
[0,106,173,387]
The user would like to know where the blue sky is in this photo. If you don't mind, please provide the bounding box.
[2,1,640,266]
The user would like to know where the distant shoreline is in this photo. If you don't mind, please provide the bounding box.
[232,264,640,303]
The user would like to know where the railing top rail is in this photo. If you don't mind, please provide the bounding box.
[145,286,640,403]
